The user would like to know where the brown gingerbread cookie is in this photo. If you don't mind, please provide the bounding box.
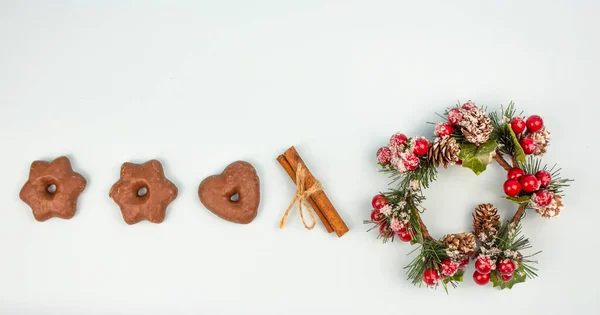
[109,160,178,225]
[199,161,260,224]
[19,156,87,221]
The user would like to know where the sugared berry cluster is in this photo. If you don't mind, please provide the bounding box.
[370,194,412,242]
[510,115,545,155]
[377,133,429,172]
[503,167,555,208]
[472,256,519,286]
[433,101,477,137]
[422,258,469,287]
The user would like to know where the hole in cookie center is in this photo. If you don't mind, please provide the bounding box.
[47,184,57,195]
[230,192,240,202]
[137,186,148,197]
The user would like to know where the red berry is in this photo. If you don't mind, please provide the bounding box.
[519,137,538,155]
[394,224,408,233]
[520,175,540,193]
[411,137,429,156]
[391,220,407,233]
[370,209,384,223]
[475,257,493,274]
[440,259,459,278]
[456,159,463,165]
[503,179,522,197]
[423,268,440,286]
[510,117,526,134]
[371,194,388,210]
[535,170,552,187]
[448,108,463,125]
[501,273,513,282]
[376,147,392,164]
[434,123,454,137]
[462,100,476,110]
[497,259,517,275]
[389,133,408,147]
[507,168,525,180]
[397,230,412,242]
[526,115,544,133]
[401,152,420,171]
[458,258,470,269]
[532,190,554,207]
[473,271,490,285]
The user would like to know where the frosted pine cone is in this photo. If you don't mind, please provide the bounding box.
[442,232,476,257]
[527,127,551,156]
[459,107,493,145]
[472,203,500,244]
[535,195,564,218]
[427,136,460,168]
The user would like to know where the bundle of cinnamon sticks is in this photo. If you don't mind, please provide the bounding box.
[277,146,349,237]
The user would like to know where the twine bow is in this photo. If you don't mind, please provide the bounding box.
[279,163,322,230]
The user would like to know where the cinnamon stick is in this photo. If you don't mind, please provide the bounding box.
[277,155,334,233]
[281,146,349,237]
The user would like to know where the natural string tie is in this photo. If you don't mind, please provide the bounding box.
[279,163,322,230]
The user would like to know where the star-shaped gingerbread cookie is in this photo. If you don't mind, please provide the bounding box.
[109,160,178,224]
[19,156,87,221]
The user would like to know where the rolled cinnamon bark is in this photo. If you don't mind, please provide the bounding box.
[277,155,334,233]
[281,146,349,237]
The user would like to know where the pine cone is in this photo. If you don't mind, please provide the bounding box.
[427,136,460,168]
[527,127,551,156]
[459,108,493,145]
[472,203,500,243]
[442,232,476,256]
[535,195,563,218]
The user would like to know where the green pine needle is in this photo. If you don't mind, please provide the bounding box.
[519,156,573,195]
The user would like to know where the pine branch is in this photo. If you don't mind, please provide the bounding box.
[490,102,526,161]
[378,165,404,186]
[404,239,448,285]
[519,156,573,195]
[493,220,539,280]
[383,189,433,242]
[400,158,438,190]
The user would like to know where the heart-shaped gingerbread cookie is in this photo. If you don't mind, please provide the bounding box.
[198,161,260,224]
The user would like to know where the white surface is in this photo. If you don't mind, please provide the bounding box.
[1,1,599,314]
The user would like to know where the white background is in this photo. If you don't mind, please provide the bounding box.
[1,1,598,314]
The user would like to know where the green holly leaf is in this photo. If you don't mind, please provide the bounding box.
[506,124,526,164]
[458,140,498,175]
[442,269,465,284]
[453,269,465,282]
[505,195,531,205]
[490,267,527,290]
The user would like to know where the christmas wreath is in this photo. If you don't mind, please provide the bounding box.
[366,101,572,291]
